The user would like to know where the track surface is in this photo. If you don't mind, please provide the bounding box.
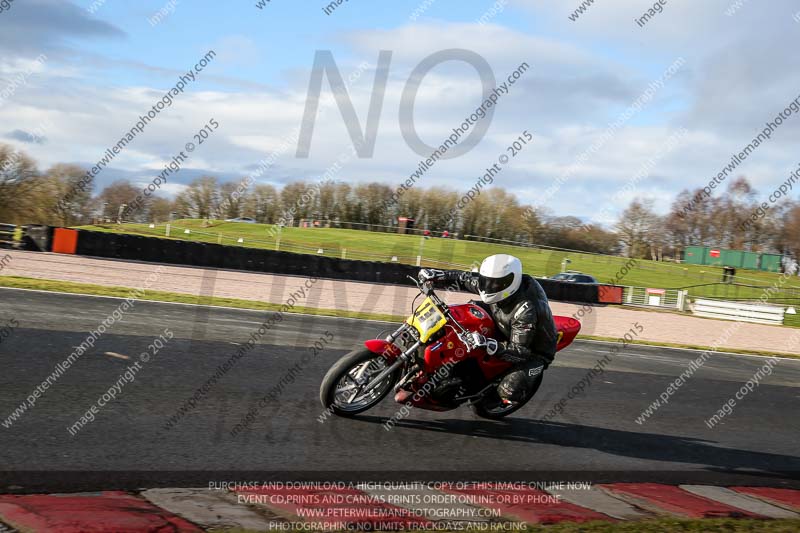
[1,288,799,492]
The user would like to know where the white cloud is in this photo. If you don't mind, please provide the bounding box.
[1,7,798,225]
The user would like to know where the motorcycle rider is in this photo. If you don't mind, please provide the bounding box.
[417,254,557,405]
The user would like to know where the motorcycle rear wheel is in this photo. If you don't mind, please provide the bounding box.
[319,348,401,418]
[471,373,543,420]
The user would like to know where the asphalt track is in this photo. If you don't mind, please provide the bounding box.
[1,288,798,492]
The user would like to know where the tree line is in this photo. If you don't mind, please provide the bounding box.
[1,142,796,260]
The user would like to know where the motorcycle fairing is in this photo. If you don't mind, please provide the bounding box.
[553,315,581,351]
[406,296,448,342]
[363,339,401,357]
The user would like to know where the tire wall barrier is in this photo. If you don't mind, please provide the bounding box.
[597,284,624,305]
[51,228,79,254]
[536,277,600,304]
[37,228,616,304]
[22,225,54,252]
[73,229,422,286]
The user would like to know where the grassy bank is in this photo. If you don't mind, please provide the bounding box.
[77,220,800,306]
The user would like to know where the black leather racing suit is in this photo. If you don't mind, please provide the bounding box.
[434,271,558,402]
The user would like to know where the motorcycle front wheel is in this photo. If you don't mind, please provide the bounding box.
[319,348,401,418]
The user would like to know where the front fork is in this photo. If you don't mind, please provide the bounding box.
[393,363,422,393]
[362,324,425,394]
[360,346,415,392]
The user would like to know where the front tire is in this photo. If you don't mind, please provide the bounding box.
[320,348,401,418]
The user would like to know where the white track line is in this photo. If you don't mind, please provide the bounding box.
[579,338,800,362]
[0,287,395,324]
[3,286,797,361]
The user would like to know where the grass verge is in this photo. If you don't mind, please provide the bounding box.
[1,275,795,359]
[578,335,800,360]
[0,276,401,323]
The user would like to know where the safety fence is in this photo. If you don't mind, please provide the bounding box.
[617,287,798,326]
[112,222,797,292]
[691,298,787,326]
[622,286,688,311]
[142,223,470,270]
[251,219,791,287]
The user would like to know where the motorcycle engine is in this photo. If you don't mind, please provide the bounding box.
[429,360,485,407]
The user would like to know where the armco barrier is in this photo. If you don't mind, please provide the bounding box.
[691,298,785,325]
[28,227,618,304]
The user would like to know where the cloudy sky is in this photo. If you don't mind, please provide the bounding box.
[1,0,799,225]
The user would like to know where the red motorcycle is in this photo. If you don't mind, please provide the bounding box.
[320,278,580,420]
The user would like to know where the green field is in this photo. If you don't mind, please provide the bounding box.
[77,220,800,308]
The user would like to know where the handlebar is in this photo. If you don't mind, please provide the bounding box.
[412,276,476,340]
[407,274,436,298]
[458,331,477,352]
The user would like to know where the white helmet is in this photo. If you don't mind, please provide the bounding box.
[478,254,523,304]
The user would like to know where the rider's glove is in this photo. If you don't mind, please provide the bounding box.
[468,332,499,355]
[418,268,445,283]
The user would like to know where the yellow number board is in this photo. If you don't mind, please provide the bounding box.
[406,297,448,342]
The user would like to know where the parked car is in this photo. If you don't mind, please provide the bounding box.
[225,217,257,223]
[549,271,598,284]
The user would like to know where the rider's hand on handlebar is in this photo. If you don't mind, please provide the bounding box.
[467,332,499,355]
[418,268,445,284]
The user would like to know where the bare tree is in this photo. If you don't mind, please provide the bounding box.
[148,197,175,223]
[174,176,220,219]
[220,181,246,219]
[46,164,94,226]
[615,199,659,258]
[353,183,394,226]
[97,180,142,222]
[0,144,44,223]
